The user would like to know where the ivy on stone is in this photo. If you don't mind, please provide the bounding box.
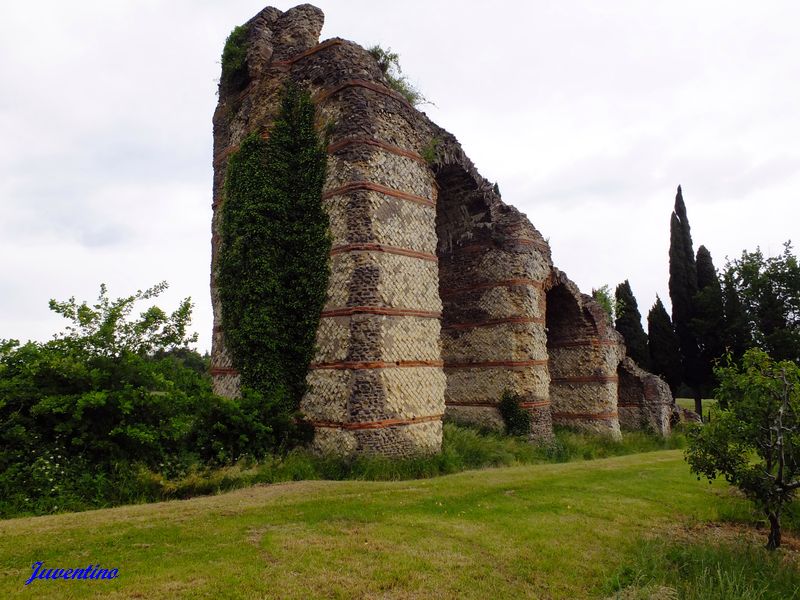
[499,391,531,436]
[218,84,330,446]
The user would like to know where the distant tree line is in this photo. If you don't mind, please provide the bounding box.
[610,186,799,414]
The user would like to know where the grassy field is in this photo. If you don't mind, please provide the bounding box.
[1,450,798,599]
[676,397,718,421]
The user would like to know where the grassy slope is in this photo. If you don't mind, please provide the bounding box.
[2,450,780,599]
[676,398,717,421]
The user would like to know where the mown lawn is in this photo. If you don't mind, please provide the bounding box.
[1,450,797,599]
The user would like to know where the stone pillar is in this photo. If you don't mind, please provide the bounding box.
[435,166,554,439]
[546,274,623,438]
[301,132,446,456]
[209,6,447,457]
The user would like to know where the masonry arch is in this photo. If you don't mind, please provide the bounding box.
[434,162,552,437]
[545,280,621,436]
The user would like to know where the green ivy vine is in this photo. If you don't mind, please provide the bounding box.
[218,84,330,446]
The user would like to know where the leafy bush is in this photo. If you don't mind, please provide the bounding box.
[220,24,249,92]
[0,284,279,517]
[498,390,532,436]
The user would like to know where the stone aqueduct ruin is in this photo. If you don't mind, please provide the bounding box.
[210,4,673,456]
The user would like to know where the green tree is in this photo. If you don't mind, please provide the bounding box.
[614,280,650,370]
[0,284,282,516]
[685,348,800,550]
[218,84,330,446]
[691,245,726,396]
[669,185,702,413]
[648,296,682,396]
[721,265,752,360]
[724,242,800,363]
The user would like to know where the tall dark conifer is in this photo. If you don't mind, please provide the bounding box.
[648,296,682,396]
[691,245,726,396]
[614,280,650,369]
[668,185,702,412]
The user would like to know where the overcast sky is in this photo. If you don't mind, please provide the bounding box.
[1,1,798,352]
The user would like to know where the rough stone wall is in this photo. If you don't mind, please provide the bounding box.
[617,357,674,435]
[545,270,624,438]
[210,4,674,457]
[435,162,554,440]
[211,5,446,457]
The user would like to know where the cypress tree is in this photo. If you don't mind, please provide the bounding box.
[648,296,682,396]
[614,280,650,369]
[668,185,702,413]
[691,246,726,396]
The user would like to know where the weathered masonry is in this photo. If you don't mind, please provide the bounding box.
[210,4,674,456]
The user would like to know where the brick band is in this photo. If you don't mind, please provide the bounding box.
[442,316,545,330]
[550,375,619,384]
[213,131,270,170]
[328,137,425,163]
[272,38,344,67]
[322,181,434,207]
[444,359,548,369]
[548,339,620,348]
[310,413,443,430]
[309,360,444,370]
[218,132,425,172]
[450,238,550,254]
[314,79,414,111]
[446,400,551,408]
[321,307,441,319]
[552,411,618,421]
[210,367,239,376]
[330,243,437,262]
[439,278,544,298]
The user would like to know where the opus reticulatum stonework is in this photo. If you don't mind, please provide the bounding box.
[210,4,675,457]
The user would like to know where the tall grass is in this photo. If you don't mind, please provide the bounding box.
[116,425,687,502]
[606,539,800,599]
[1,424,686,518]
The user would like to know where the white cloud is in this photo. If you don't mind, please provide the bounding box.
[1,0,799,350]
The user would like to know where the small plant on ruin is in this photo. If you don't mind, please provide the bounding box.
[685,348,800,550]
[220,24,250,93]
[420,136,440,165]
[367,45,427,106]
[499,391,531,436]
[592,284,620,323]
[218,83,330,448]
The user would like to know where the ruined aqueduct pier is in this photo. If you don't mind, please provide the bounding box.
[210,4,673,456]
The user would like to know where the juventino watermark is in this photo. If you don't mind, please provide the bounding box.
[25,562,119,585]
